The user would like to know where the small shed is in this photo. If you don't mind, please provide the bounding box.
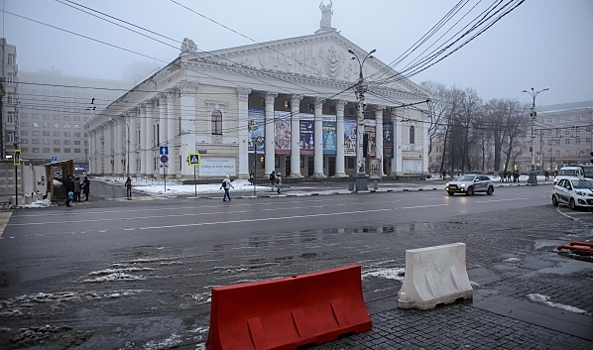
[45,160,74,201]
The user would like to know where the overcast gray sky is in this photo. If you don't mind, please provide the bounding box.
[2,0,592,106]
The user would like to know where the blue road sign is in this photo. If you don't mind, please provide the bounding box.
[159,146,169,155]
[160,155,169,164]
[51,156,58,162]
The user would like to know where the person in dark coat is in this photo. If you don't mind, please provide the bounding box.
[73,177,81,202]
[64,175,74,207]
[82,176,90,201]
[125,177,132,200]
[269,170,276,192]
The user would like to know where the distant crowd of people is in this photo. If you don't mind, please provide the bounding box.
[63,175,90,207]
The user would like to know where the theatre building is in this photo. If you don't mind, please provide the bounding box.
[86,12,431,181]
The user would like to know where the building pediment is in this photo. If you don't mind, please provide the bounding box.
[184,31,427,99]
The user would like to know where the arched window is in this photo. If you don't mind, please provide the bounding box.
[409,125,415,144]
[211,110,222,135]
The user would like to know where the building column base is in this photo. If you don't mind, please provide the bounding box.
[311,172,326,178]
[289,172,304,178]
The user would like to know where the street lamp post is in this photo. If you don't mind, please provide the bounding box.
[348,48,376,191]
[522,87,549,185]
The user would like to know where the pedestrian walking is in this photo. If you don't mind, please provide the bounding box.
[220,174,234,201]
[82,176,90,201]
[125,177,132,200]
[64,175,74,207]
[73,176,81,202]
[275,172,282,194]
[269,170,276,192]
[249,170,255,185]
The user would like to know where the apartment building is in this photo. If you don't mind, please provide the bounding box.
[18,69,138,172]
[1,38,18,161]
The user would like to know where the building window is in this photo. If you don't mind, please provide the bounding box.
[346,157,355,169]
[74,116,81,121]
[283,101,290,109]
[43,123,50,128]
[53,115,61,120]
[43,139,50,145]
[32,122,39,128]
[54,140,61,145]
[576,138,581,144]
[32,139,39,144]
[43,115,50,120]
[587,138,591,144]
[54,132,60,137]
[74,148,81,153]
[547,129,552,135]
[64,116,70,121]
[32,148,40,153]
[20,121,27,127]
[74,132,81,137]
[7,53,15,65]
[32,131,39,136]
[64,132,71,137]
[43,148,50,153]
[54,148,61,153]
[64,148,70,153]
[555,140,560,145]
[211,110,222,135]
[7,112,15,124]
[409,125,415,144]
[21,130,28,136]
[64,124,71,129]
[21,139,28,144]
[7,93,14,104]
[42,131,50,136]
[7,73,14,85]
[74,124,81,129]
[329,105,336,114]
[72,140,79,145]
[7,131,14,144]
[565,139,570,145]
[32,114,39,120]
[64,140,71,145]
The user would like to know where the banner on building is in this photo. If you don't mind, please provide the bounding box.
[274,111,291,155]
[248,109,265,153]
[199,157,236,176]
[383,123,394,158]
[364,119,376,157]
[344,117,357,157]
[300,114,314,155]
[322,115,337,155]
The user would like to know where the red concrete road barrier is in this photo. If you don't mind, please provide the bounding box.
[206,264,372,350]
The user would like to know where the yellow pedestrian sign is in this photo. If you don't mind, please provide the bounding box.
[14,149,21,166]
[187,152,201,166]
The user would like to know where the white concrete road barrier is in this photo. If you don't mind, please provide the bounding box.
[398,242,473,310]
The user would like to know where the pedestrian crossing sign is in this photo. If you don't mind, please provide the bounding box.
[187,152,201,166]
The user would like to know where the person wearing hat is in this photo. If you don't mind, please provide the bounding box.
[275,172,282,194]
[220,174,234,201]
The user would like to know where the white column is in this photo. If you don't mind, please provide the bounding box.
[139,103,148,177]
[375,106,384,176]
[264,92,277,175]
[313,97,325,177]
[158,93,168,178]
[88,130,94,175]
[390,109,403,176]
[105,122,112,175]
[166,89,177,176]
[180,81,198,177]
[128,111,137,176]
[335,100,347,177]
[115,118,123,176]
[237,87,251,178]
[290,95,303,178]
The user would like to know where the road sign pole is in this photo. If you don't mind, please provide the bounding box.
[194,166,197,197]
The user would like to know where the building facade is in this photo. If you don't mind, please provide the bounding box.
[517,101,593,172]
[86,20,431,181]
[18,69,138,172]
[1,38,18,161]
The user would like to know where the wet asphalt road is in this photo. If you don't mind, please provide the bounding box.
[0,185,592,349]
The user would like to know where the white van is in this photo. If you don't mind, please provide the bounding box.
[554,166,584,184]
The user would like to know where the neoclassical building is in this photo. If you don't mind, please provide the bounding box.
[86,11,431,181]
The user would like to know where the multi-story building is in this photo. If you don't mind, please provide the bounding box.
[18,69,140,172]
[1,38,18,161]
[86,12,431,181]
[517,100,593,172]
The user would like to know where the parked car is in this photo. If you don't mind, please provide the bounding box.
[445,174,495,196]
[551,177,593,210]
[553,166,585,185]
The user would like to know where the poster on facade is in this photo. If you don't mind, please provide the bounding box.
[322,115,337,155]
[299,114,314,155]
[364,119,376,157]
[369,158,381,178]
[274,111,291,155]
[383,123,394,158]
[199,157,236,176]
[248,109,265,153]
[344,117,357,157]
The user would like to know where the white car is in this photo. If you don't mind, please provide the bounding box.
[553,166,584,185]
[445,174,495,196]
[552,177,593,210]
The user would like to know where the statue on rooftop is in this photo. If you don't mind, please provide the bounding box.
[319,0,333,29]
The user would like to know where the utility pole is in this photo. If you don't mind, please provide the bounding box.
[348,48,375,191]
[522,87,549,185]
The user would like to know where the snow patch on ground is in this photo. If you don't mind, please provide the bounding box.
[528,293,590,315]
[362,268,406,281]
